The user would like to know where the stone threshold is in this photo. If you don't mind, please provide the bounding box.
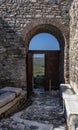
[0,87,27,118]
[60,84,78,130]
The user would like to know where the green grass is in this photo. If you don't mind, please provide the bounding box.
[33,57,45,76]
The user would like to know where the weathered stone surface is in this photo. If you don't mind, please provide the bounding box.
[0,90,26,116]
[60,84,74,99]
[69,0,78,93]
[1,87,22,96]
[0,92,15,108]
[60,84,78,130]
[65,96,78,130]
[65,95,78,118]
[60,83,78,130]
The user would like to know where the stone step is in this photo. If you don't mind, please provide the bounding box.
[0,92,15,108]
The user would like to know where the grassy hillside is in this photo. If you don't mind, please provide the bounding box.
[33,57,45,76]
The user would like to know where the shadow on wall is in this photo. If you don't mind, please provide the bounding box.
[0,17,25,87]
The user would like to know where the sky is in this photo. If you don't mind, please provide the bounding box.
[29,33,60,57]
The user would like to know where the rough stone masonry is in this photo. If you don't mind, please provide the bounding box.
[69,0,78,94]
[0,0,77,90]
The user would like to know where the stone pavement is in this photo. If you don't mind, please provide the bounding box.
[0,89,66,130]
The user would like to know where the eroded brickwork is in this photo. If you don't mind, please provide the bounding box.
[0,0,73,87]
[69,0,78,93]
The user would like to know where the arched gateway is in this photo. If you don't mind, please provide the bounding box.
[22,18,69,97]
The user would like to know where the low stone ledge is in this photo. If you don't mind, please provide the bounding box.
[2,91,27,118]
[0,87,27,118]
[1,87,22,96]
[60,84,74,99]
[60,84,78,130]
[0,92,15,108]
[65,96,78,130]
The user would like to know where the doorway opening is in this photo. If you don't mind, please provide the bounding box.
[33,54,45,90]
[27,32,61,97]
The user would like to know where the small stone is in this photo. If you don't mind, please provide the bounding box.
[17,124,25,130]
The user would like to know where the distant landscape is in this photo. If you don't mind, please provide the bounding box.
[33,57,45,77]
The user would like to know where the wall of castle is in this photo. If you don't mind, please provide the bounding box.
[0,0,73,87]
[69,0,78,93]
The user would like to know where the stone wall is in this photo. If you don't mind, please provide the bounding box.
[0,0,73,87]
[69,0,78,93]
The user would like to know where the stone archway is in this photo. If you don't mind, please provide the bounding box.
[22,18,69,97]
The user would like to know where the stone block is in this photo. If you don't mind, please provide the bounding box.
[0,92,15,108]
[60,84,78,130]
[60,84,74,99]
[65,95,78,119]
[1,87,22,96]
[64,95,78,130]
[0,90,26,115]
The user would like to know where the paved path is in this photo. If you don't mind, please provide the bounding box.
[0,89,66,130]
